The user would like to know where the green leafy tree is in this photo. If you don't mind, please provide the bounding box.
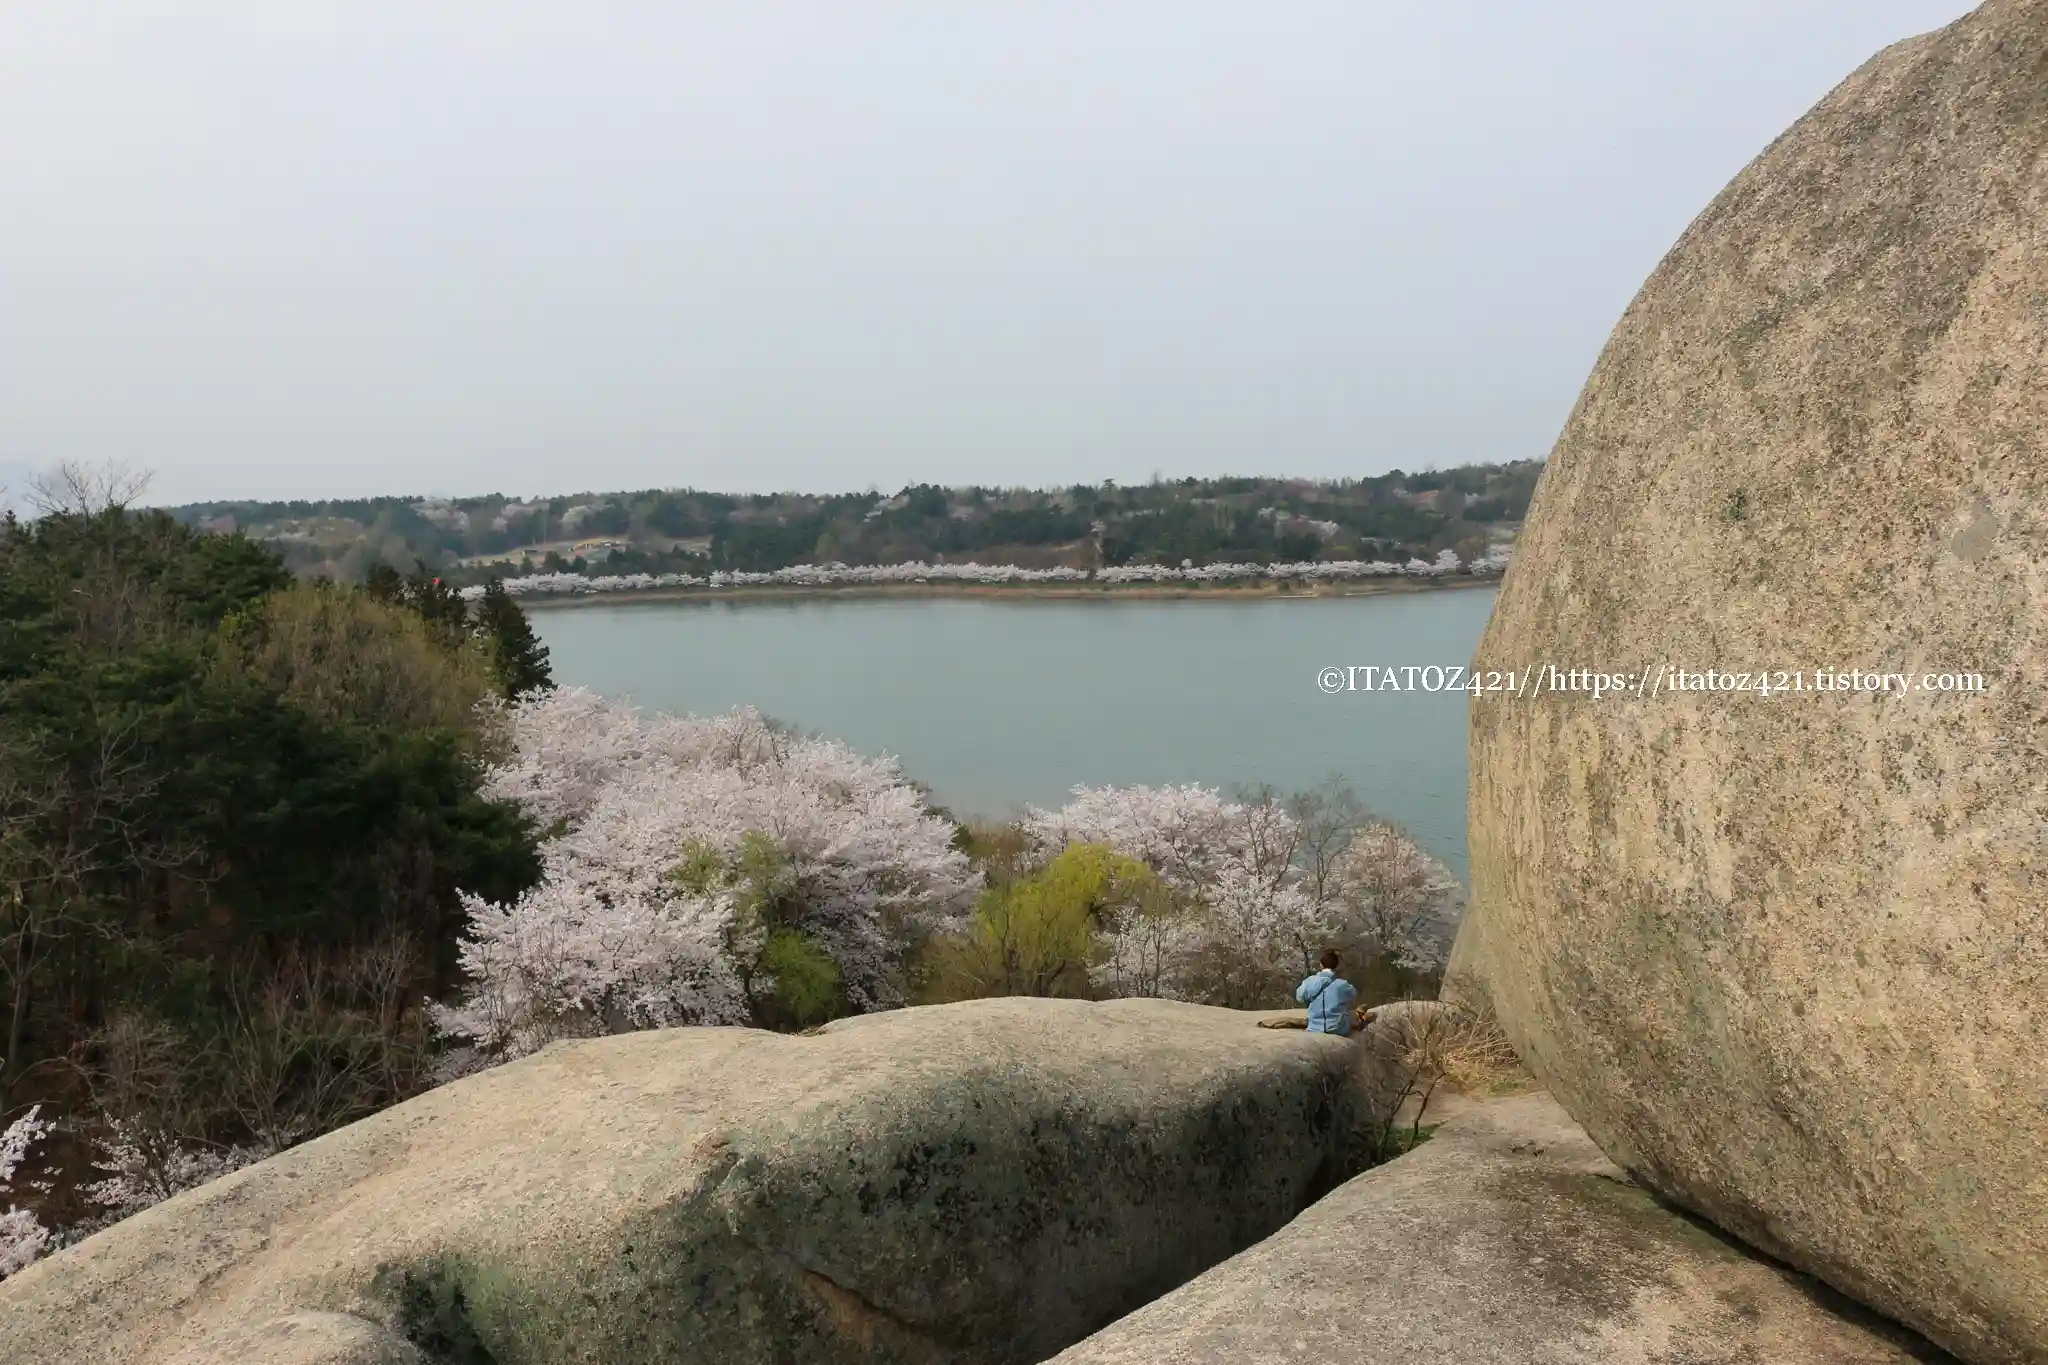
[675,832,848,1030]
[756,931,842,1030]
[924,842,1161,1000]
[216,582,499,737]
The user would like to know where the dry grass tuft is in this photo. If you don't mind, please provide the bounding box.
[1349,1001,1527,1164]
[1424,1008,1524,1094]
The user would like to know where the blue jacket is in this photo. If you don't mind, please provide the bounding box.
[1296,969,1357,1036]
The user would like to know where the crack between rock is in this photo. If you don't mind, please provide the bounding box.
[795,1266,953,1365]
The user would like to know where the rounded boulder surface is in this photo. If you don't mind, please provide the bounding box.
[1050,1092,1954,1365]
[0,998,1363,1365]
[1452,2,2048,1361]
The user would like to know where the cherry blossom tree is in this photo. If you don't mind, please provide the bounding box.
[436,690,976,1057]
[465,546,1508,600]
[1026,783,1242,890]
[1025,783,1322,1004]
[1089,895,1205,1001]
[1469,543,1513,574]
[78,1121,267,1224]
[1024,782,1465,1005]
[0,1106,51,1278]
[2,1103,276,1272]
[1196,859,1316,1007]
[1330,820,1463,977]
[1285,778,1370,940]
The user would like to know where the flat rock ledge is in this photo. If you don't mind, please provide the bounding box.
[1051,1090,1956,1365]
[0,998,1362,1365]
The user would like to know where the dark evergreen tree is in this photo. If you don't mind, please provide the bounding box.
[472,579,553,699]
[362,562,404,605]
[0,504,541,1162]
[399,560,471,652]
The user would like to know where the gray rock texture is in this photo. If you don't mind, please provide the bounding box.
[172,1314,429,1365]
[1050,1091,1954,1365]
[1450,2,2048,1361]
[0,998,1361,1365]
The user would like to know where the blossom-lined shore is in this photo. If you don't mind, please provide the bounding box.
[459,546,1511,601]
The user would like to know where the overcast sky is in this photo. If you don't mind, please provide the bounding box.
[0,2,1976,506]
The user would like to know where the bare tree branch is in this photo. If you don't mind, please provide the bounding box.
[25,461,153,518]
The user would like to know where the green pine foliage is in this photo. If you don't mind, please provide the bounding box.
[369,564,552,700]
[472,579,553,699]
[0,504,543,1182]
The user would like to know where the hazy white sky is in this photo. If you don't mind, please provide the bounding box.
[0,1,1976,505]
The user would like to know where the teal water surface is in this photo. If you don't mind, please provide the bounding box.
[531,587,1497,878]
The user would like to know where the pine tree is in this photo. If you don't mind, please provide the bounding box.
[363,562,404,605]
[472,578,553,699]
[399,560,471,652]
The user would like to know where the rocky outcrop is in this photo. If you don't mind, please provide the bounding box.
[1051,1091,1953,1365]
[0,999,1362,1365]
[1452,1,2048,1361]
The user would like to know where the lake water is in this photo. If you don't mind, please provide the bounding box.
[532,587,1498,879]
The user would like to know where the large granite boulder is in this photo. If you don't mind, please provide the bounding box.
[0,999,1362,1365]
[1451,2,2048,1361]
[1051,1091,1953,1365]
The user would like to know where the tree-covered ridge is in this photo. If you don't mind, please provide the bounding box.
[162,461,1543,585]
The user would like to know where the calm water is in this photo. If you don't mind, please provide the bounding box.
[532,588,1497,878]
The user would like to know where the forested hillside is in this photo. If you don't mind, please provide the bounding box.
[0,484,550,1242]
[164,462,1542,586]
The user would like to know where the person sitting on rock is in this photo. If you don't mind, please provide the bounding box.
[1296,949,1360,1036]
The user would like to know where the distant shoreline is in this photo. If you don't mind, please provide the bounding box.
[519,574,1502,610]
